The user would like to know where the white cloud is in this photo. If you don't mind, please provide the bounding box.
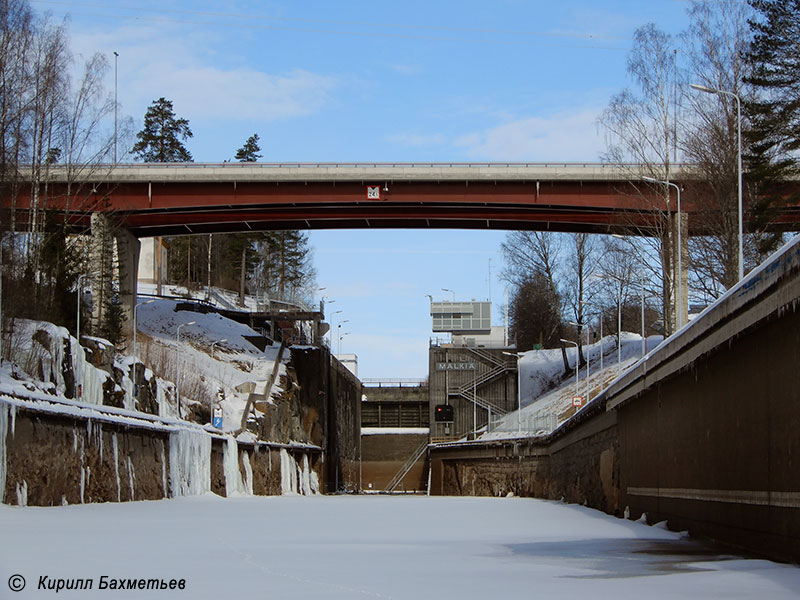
[69,24,337,124]
[152,67,336,121]
[454,107,606,162]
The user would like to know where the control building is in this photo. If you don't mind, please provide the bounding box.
[428,300,518,441]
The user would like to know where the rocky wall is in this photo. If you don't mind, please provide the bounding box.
[0,401,321,506]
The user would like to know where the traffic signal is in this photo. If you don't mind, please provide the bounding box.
[434,404,454,422]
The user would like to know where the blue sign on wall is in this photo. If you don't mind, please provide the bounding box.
[212,407,223,429]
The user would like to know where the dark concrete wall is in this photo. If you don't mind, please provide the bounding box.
[361,432,428,492]
[429,409,619,512]
[617,304,800,562]
[329,356,362,492]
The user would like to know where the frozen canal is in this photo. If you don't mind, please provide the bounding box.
[1,495,799,599]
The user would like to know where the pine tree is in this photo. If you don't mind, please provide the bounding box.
[234,133,262,162]
[744,0,800,256]
[132,97,193,162]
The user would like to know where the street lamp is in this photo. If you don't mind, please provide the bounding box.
[113,51,118,163]
[441,288,456,301]
[336,320,349,355]
[338,332,350,356]
[690,83,743,282]
[502,351,524,434]
[74,273,90,398]
[569,321,590,403]
[211,338,227,360]
[132,299,154,397]
[581,301,602,378]
[598,274,623,377]
[175,321,196,419]
[642,176,684,329]
[560,339,580,404]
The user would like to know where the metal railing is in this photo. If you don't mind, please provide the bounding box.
[487,413,558,436]
[385,440,429,492]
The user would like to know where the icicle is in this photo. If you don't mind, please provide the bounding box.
[0,403,8,504]
[15,481,27,506]
[280,449,298,495]
[168,429,211,497]
[96,423,103,459]
[160,440,167,499]
[61,495,68,506]
[9,405,15,437]
[112,433,120,502]
[242,451,253,496]
[268,448,272,472]
[223,437,246,496]
[79,467,86,504]
[127,456,135,501]
[72,427,78,453]
[81,467,89,504]
[300,454,312,496]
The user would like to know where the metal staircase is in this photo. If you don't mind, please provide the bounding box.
[449,353,516,417]
[385,440,429,492]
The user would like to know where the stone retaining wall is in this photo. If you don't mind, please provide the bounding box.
[0,400,320,506]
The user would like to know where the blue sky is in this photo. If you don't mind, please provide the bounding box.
[37,1,693,378]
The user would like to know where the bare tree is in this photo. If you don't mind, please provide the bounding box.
[681,0,755,294]
[563,234,599,365]
[501,231,571,375]
[599,23,680,335]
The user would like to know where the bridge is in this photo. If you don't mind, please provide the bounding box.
[7,161,800,236]
[4,161,799,332]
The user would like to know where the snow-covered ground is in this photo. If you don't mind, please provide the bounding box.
[1,495,798,599]
[481,332,664,439]
[136,298,284,430]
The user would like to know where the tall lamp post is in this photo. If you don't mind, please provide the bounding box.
[113,51,118,163]
[569,321,590,403]
[175,321,196,419]
[336,320,349,355]
[642,177,684,329]
[502,351,524,434]
[560,339,580,403]
[74,273,89,398]
[690,83,743,282]
[338,332,350,356]
[441,288,456,301]
[132,299,154,397]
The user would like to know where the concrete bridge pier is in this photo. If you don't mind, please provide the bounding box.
[89,213,140,338]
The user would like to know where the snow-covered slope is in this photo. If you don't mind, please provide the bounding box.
[483,332,664,439]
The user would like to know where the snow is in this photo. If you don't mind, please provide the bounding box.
[361,427,429,435]
[168,429,211,497]
[0,403,6,504]
[0,495,797,599]
[135,298,283,432]
[223,437,248,497]
[481,333,664,440]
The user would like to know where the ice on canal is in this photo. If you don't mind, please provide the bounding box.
[1,495,798,599]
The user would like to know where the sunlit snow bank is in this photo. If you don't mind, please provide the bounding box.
[482,332,664,440]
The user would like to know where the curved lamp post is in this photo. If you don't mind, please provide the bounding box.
[690,83,743,282]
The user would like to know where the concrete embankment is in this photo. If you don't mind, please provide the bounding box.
[431,234,800,563]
